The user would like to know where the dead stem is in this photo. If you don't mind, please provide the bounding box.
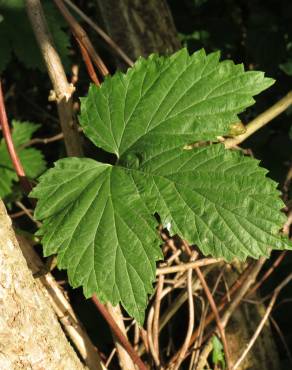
[153,275,165,366]
[172,265,195,370]
[195,266,232,370]
[156,258,222,275]
[233,273,292,369]
[25,0,83,157]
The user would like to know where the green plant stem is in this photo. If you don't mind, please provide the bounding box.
[224,91,292,148]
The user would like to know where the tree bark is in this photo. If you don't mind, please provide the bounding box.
[96,0,181,69]
[0,200,87,370]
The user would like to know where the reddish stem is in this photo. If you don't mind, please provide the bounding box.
[53,0,109,77]
[76,38,100,86]
[0,81,32,195]
[91,296,148,370]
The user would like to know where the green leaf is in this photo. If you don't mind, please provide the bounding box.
[32,158,161,324]
[79,48,274,157]
[31,49,290,323]
[0,0,70,72]
[212,335,225,369]
[0,120,46,198]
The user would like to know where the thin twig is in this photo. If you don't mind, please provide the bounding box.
[192,268,225,369]
[0,81,32,195]
[170,261,253,364]
[10,210,28,219]
[283,209,292,235]
[153,275,165,365]
[196,336,213,370]
[63,0,133,67]
[25,0,83,156]
[147,306,160,367]
[221,257,266,329]
[53,0,109,77]
[76,37,100,86]
[105,303,137,370]
[105,348,116,368]
[224,91,292,148]
[190,296,206,370]
[248,251,287,297]
[233,273,292,370]
[195,266,231,370]
[156,258,222,275]
[269,316,292,366]
[22,127,83,148]
[15,201,41,227]
[173,267,195,370]
[91,296,147,370]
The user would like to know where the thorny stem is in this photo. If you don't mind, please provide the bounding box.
[0,81,32,195]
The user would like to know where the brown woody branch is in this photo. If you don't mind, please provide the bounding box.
[25,0,83,157]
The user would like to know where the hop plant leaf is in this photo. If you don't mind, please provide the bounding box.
[0,0,70,72]
[0,121,46,198]
[31,49,291,323]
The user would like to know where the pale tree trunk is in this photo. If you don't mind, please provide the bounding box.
[95,1,281,369]
[0,200,87,370]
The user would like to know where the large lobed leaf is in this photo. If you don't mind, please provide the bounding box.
[31,49,291,323]
[0,121,46,198]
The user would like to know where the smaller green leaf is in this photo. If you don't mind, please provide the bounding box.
[79,48,274,159]
[0,120,46,198]
[212,335,226,369]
